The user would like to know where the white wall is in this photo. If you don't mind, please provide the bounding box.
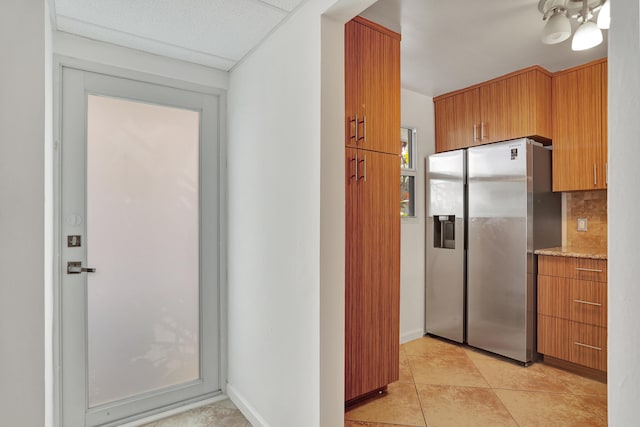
[608,0,640,425]
[319,15,346,427]
[226,2,324,424]
[400,88,435,343]
[226,0,374,425]
[0,0,46,425]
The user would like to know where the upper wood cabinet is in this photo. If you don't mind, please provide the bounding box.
[434,88,480,152]
[552,58,608,192]
[434,67,552,153]
[345,17,401,155]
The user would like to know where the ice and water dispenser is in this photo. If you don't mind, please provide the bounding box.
[433,215,456,249]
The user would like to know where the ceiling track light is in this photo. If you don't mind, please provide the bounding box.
[538,0,610,51]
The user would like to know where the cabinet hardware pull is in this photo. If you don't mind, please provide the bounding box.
[575,267,603,273]
[573,299,602,307]
[481,122,486,141]
[574,342,602,351]
[594,163,597,186]
[358,115,367,143]
[359,155,367,182]
[351,154,358,181]
[473,124,477,142]
[349,115,358,141]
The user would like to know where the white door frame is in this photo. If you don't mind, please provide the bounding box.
[52,56,228,427]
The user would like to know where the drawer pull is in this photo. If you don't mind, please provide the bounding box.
[573,299,602,307]
[575,267,603,273]
[574,342,602,351]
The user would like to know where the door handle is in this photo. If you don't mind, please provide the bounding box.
[67,261,96,274]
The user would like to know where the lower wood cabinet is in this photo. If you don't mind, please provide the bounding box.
[538,315,607,371]
[345,148,400,403]
[537,255,607,372]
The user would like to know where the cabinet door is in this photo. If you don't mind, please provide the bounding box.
[345,150,400,401]
[538,315,571,361]
[357,23,400,154]
[434,88,480,152]
[552,63,604,191]
[345,21,359,148]
[599,61,608,187]
[344,148,361,400]
[480,70,551,144]
[538,275,570,319]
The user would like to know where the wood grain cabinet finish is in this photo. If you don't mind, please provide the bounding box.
[552,58,608,192]
[434,88,480,152]
[537,255,607,372]
[345,17,401,404]
[345,17,400,155]
[433,67,552,153]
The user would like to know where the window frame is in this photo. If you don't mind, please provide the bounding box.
[400,126,417,220]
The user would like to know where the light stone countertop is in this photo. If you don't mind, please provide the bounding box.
[534,246,608,260]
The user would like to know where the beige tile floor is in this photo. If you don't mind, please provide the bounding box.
[145,336,606,426]
[142,398,250,427]
[345,336,607,427]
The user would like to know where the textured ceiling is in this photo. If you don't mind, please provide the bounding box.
[52,0,307,70]
[362,0,607,96]
[51,0,608,96]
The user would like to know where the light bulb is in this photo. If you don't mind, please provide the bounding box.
[542,10,571,44]
[597,0,610,29]
[571,21,603,51]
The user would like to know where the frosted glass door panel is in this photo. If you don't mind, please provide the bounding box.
[87,95,200,407]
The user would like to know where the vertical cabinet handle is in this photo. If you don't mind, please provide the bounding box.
[349,114,359,142]
[594,163,597,186]
[358,115,366,144]
[350,154,358,181]
[473,124,477,142]
[359,155,367,182]
[481,122,486,141]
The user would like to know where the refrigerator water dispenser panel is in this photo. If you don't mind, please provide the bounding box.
[434,215,455,249]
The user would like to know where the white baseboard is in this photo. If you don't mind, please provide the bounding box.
[401,328,425,344]
[227,383,270,427]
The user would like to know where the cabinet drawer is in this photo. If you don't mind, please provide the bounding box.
[570,279,607,327]
[538,255,607,282]
[538,275,606,327]
[570,322,607,371]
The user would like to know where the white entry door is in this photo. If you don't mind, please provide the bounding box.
[60,67,222,426]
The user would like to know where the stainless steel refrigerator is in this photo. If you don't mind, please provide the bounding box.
[426,138,561,363]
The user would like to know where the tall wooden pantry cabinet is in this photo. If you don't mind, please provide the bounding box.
[344,16,401,404]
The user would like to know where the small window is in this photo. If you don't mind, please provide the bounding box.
[400,127,417,218]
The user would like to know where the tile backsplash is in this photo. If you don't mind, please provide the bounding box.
[565,190,607,248]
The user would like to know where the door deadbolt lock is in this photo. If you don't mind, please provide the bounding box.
[67,261,96,274]
[67,235,81,247]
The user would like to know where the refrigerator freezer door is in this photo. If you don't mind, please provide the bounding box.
[467,139,530,362]
[425,150,465,343]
